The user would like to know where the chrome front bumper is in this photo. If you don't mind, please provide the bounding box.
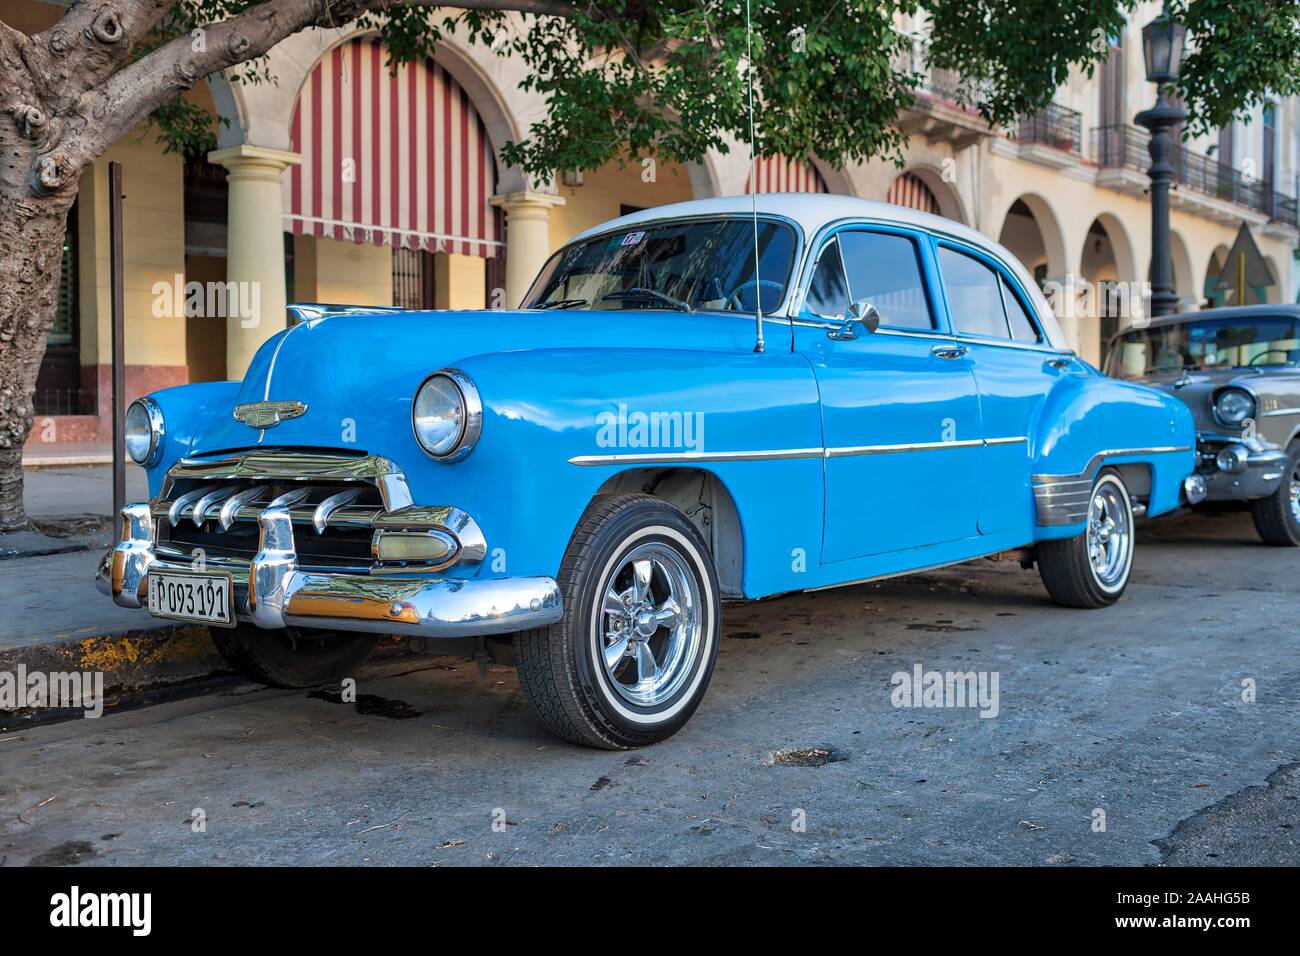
[96,502,563,637]
[1196,434,1288,502]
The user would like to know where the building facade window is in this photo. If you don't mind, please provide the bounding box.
[34,200,92,416]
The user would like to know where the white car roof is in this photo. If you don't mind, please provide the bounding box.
[570,193,1068,351]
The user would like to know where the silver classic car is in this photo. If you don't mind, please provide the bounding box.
[1106,304,1300,545]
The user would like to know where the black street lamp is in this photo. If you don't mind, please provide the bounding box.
[1135,3,1188,318]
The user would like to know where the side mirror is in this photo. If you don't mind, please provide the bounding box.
[827,300,881,340]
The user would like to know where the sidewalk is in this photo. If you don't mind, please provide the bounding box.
[22,441,113,467]
[2,464,223,704]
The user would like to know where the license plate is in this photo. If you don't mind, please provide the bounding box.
[147,571,234,627]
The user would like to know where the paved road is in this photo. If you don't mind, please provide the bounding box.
[2,508,1296,866]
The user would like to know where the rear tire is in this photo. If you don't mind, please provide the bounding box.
[516,494,720,749]
[210,624,378,688]
[1037,470,1135,609]
[1250,443,1300,546]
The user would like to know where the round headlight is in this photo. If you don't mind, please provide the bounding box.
[124,398,164,466]
[1214,388,1255,428]
[412,369,481,462]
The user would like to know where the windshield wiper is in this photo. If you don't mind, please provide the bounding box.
[601,288,692,312]
[535,297,589,310]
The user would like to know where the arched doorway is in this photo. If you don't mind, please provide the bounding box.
[745,154,828,193]
[886,172,940,215]
[1203,244,1229,307]
[1079,214,1138,367]
[285,36,503,309]
[886,168,966,223]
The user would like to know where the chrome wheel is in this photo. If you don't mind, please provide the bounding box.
[1288,464,1300,525]
[598,542,702,708]
[1086,478,1132,590]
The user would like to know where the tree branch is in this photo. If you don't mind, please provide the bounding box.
[35,0,175,97]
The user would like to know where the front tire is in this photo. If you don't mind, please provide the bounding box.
[516,494,720,749]
[1037,470,1135,609]
[210,624,378,688]
[1250,443,1300,546]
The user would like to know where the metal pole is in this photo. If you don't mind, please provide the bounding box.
[1136,89,1186,319]
[109,161,125,531]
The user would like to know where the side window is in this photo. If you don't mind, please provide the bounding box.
[804,238,850,318]
[837,231,934,330]
[1000,276,1042,343]
[937,246,1009,339]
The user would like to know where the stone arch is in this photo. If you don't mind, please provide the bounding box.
[1078,213,1139,367]
[211,25,541,194]
[892,165,967,224]
[995,193,1069,279]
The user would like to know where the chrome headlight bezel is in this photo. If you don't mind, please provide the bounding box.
[124,397,165,467]
[1212,387,1256,429]
[411,368,482,463]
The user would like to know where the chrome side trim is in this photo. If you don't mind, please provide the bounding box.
[1031,446,1192,484]
[568,447,824,466]
[568,436,1027,466]
[1262,407,1300,417]
[1031,445,1193,526]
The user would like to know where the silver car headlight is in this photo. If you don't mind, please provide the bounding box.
[124,398,164,466]
[1213,388,1255,428]
[412,369,481,462]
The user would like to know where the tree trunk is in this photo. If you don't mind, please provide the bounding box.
[0,191,74,532]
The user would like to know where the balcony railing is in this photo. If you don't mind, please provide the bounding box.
[1091,124,1298,227]
[894,44,981,104]
[1016,103,1082,154]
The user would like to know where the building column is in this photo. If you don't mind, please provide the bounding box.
[207,144,301,377]
[490,191,565,307]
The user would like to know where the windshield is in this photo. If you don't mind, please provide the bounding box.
[1106,315,1300,380]
[523,217,798,314]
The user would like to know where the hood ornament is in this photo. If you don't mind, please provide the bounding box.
[233,400,308,429]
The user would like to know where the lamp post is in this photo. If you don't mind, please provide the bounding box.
[1135,2,1188,319]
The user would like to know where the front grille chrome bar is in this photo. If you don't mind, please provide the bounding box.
[152,452,485,569]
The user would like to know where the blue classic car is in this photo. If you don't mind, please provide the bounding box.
[99,195,1198,748]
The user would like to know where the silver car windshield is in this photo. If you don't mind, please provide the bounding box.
[523,217,797,314]
[1107,315,1300,379]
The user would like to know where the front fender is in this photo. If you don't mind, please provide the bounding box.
[422,347,825,593]
[140,381,242,497]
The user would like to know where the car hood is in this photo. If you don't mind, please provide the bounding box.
[186,306,760,456]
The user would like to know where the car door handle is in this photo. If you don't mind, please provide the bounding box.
[930,344,968,360]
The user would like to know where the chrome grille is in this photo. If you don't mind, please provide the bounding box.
[151,453,485,574]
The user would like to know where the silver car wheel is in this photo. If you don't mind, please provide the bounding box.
[598,542,702,708]
[1086,478,1132,590]
[1289,463,1300,526]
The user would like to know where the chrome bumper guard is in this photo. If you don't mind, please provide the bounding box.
[1196,434,1288,502]
[95,451,564,637]
[97,502,562,636]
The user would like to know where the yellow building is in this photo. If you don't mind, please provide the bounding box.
[20,0,1299,454]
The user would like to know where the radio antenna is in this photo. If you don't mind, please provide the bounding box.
[744,0,764,353]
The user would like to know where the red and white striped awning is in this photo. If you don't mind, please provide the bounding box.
[744,154,828,194]
[285,37,502,258]
[886,172,941,216]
